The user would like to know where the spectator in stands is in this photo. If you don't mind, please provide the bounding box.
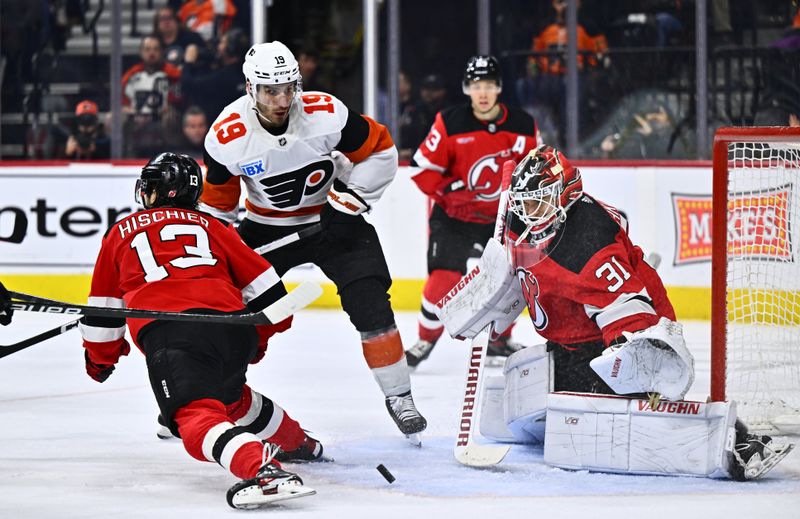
[516,0,608,146]
[178,0,237,42]
[396,71,421,161]
[399,73,450,156]
[171,106,209,159]
[153,6,206,67]
[121,35,182,157]
[770,8,800,50]
[297,47,328,92]
[63,100,111,160]
[181,27,248,122]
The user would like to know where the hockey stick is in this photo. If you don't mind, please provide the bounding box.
[453,160,515,467]
[3,281,323,326]
[0,318,81,359]
[253,224,322,255]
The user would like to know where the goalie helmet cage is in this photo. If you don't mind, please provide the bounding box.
[711,126,800,434]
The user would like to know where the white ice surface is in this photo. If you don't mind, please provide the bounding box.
[1,311,799,518]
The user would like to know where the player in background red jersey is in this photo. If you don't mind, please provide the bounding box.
[80,153,318,509]
[405,55,542,369]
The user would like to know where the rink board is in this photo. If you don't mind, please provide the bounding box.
[0,161,720,318]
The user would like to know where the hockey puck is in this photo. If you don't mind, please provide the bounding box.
[376,464,395,483]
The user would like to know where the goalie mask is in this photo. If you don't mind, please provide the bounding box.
[243,41,302,124]
[136,152,203,209]
[506,145,582,247]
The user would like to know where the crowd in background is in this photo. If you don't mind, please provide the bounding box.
[1,0,799,161]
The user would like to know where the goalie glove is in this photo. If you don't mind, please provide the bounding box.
[327,178,371,216]
[434,237,525,340]
[589,317,695,401]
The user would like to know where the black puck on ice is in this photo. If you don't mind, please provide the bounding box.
[376,464,395,483]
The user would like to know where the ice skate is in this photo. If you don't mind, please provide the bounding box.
[405,339,436,370]
[226,462,315,509]
[156,414,175,440]
[271,434,331,463]
[486,336,526,367]
[728,433,795,481]
[386,391,427,445]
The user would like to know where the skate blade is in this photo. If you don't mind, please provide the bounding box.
[747,443,795,480]
[405,433,422,447]
[156,425,176,440]
[231,482,316,509]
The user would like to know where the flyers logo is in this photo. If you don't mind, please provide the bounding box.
[258,159,334,208]
[467,155,503,201]
[517,268,548,331]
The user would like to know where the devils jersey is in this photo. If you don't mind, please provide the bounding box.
[510,195,675,347]
[200,92,396,227]
[80,208,286,365]
[411,103,541,224]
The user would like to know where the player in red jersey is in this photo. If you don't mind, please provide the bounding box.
[405,55,542,369]
[80,153,319,509]
[436,145,794,480]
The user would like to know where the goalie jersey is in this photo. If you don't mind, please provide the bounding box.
[80,208,287,364]
[411,103,541,223]
[200,91,396,226]
[508,195,675,346]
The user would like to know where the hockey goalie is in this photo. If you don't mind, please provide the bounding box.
[435,145,794,480]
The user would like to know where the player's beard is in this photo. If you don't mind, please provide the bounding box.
[253,96,294,127]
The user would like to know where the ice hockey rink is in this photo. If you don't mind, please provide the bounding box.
[1,309,799,518]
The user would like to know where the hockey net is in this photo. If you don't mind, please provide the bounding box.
[711,126,800,434]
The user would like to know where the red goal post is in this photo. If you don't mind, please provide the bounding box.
[711,126,800,433]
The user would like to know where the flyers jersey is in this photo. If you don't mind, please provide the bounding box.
[509,195,675,347]
[80,208,285,364]
[412,103,541,224]
[200,92,395,226]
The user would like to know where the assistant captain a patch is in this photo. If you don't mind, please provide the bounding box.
[240,159,265,176]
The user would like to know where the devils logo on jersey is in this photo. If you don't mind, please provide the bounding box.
[467,154,504,201]
[517,267,548,331]
[257,159,334,208]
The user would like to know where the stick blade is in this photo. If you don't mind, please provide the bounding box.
[455,443,511,467]
[262,282,323,324]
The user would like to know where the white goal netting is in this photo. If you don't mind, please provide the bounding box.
[724,138,800,433]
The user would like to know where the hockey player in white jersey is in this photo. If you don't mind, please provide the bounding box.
[199,41,426,440]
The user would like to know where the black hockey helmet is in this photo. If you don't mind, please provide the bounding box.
[136,152,203,209]
[462,55,502,93]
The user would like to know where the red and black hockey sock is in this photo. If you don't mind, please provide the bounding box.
[173,398,267,479]
[226,384,306,451]
[418,269,462,343]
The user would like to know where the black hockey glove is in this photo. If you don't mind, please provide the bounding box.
[0,283,13,326]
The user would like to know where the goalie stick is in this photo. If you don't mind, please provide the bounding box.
[453,160,515,467]
[3,281,322,326]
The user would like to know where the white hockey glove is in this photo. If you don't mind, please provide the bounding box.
[434,237,525,340]
[589,317,695,401]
